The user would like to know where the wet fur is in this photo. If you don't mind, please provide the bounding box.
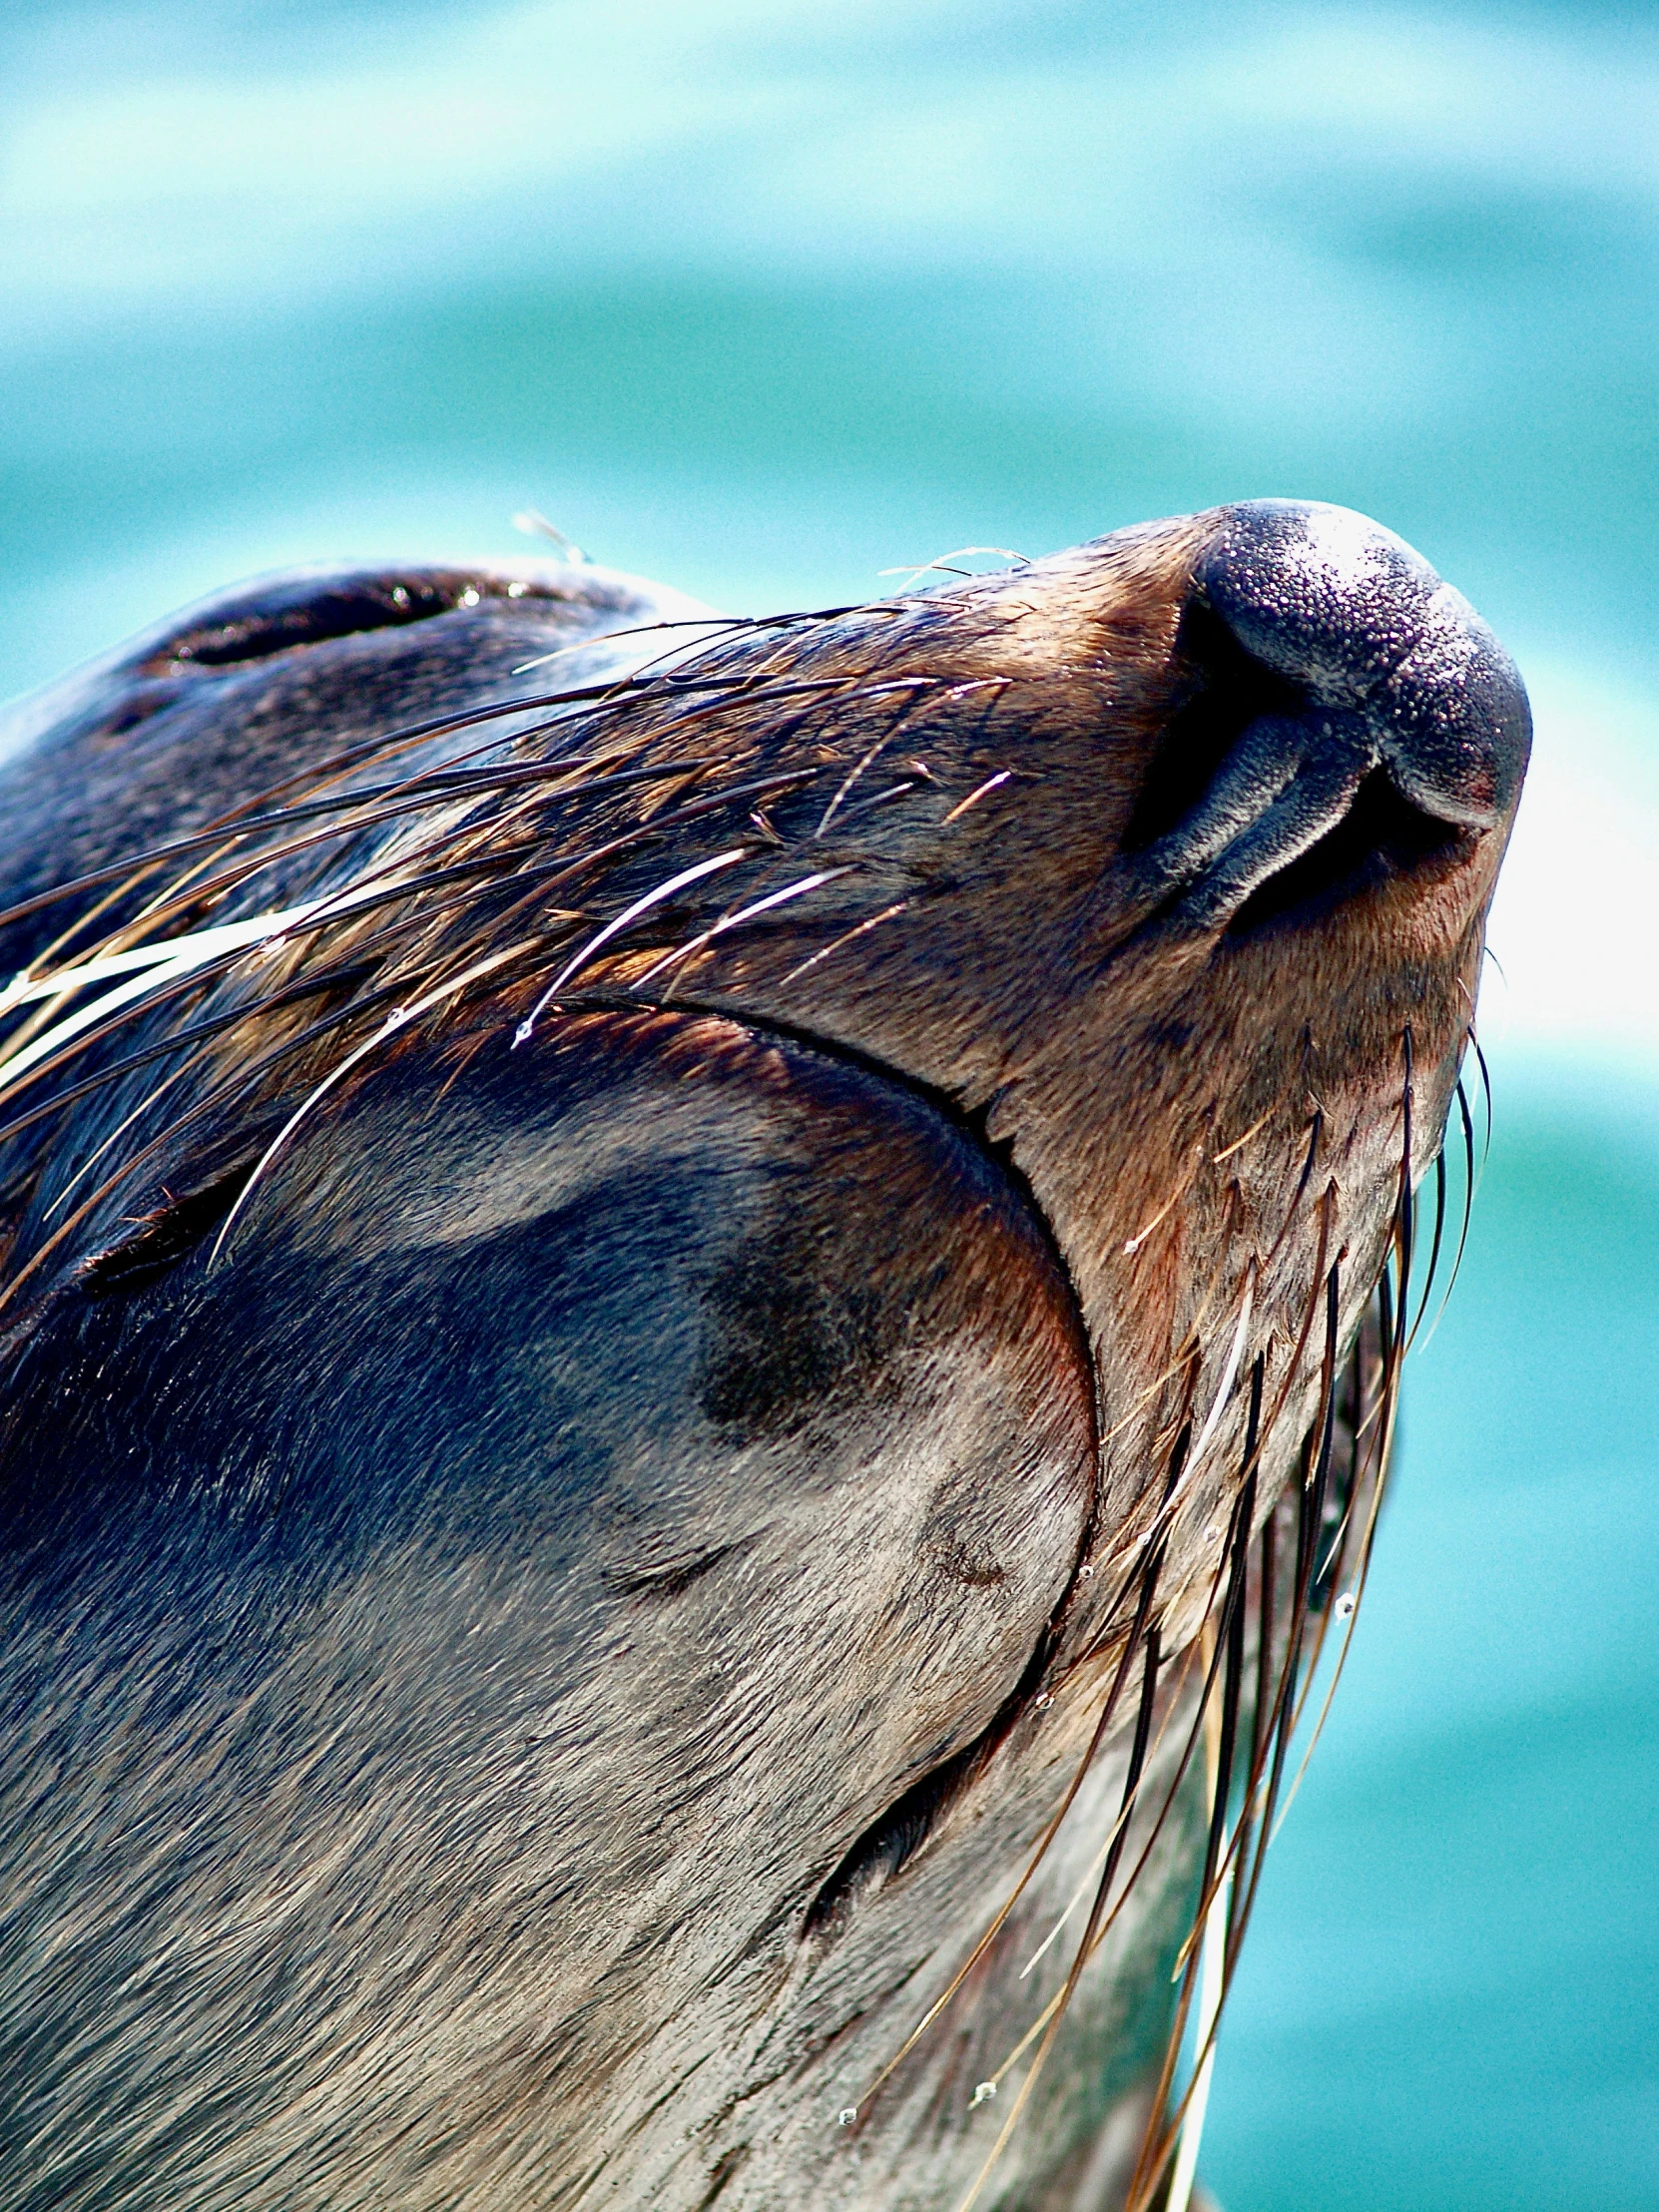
[0,524,1515,2209]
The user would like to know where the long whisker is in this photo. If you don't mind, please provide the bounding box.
[995,1514,1264,2205]
[1127,1277,1350,2212]
[514,851,752,1040]
[1271,1039,1417,1830]
[976,1638,1214,2096]
[628,869,854,991]
[507,602,885,680]
[1183,1269,1255,1480]
[1407,1146,1448,1348]
[777,902,910,988]
[949,1627,1165,2212]
[0,651,887,949]
[0,762,828,1138]
[13,750,741,984]
[208,938,542,1267]
[1166,1522,1250,2212]
[963,1370,1283,2201]
[1415,1078,1478,1352]
[42,1047,221,1221]
[845,1535,1171,2123]
[1467,1024,1493,1160]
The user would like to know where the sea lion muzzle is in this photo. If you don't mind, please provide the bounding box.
[1130,500,1529,928]
[0,500,1528,2212]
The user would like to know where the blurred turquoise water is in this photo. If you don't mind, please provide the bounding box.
[2,2,1656,2203]
[1209,1078,1659,2210]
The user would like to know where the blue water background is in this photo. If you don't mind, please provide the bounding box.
[3,4,1656,2204]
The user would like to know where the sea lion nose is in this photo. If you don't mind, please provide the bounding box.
[1192,499,1530,831]
[1126,501,1531,930]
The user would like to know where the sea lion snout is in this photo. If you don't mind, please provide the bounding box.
[1126,499,1531,931]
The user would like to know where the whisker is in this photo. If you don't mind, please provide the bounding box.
[847,1533,1171,2124]
[0,690,615,941]
[0,752,717,1032]
[209,938,542,1267]
[42,1047,225,1221]
[941,771,1012,826]
[1468,1025,1494,1159]
[777,902,909,988]
[875,546,1029,591]
[814,693,932,838]
[1407,1146,1449,1348]
[628,869,854,991]
[948,1627,1165,2212]
[0,762,829,1132]
[1166,1541,1249,2212]
[27,750,754,972]
[514,850,752,1040]
[1123,1146,1207,1255]
[1416,1079,1479,1352]
[1183,1268,1255,1481]
[0,653,893,951]
[961,1385,1287,2208]
[0,965,424,1323]
[508,603,878,681]
[1129,1317,1350,2212]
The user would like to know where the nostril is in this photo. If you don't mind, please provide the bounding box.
[1124,599,1304,852]
[1225,767,1463,938]
[1117,499,1529,937]
[1192,499,1531,832]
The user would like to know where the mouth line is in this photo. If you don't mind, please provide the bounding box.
[583,981,1087,1321]
[565,986,1107,1931]
[801,1634,1054,1939]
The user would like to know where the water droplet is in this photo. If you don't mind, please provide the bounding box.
[1034,1692,1053,1712]
[971,2081,996,2106]
[1078,1564,1095,1579]
[1335,1591,1357,1620]
[837,2107,858,2127]
[513,1020,535,1049]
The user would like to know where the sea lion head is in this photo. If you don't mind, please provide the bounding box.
[0,501,1527,2210]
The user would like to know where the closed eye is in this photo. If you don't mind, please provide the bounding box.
[153,571,538,673]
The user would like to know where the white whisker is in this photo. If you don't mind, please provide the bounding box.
[942,771,1012,825]
[778,901,909,987]
[209,938,537,1267]
[629,869,852,990]
[514,848,750,1041]
[0,877,394,1103]
[1184,1270,1256,1483]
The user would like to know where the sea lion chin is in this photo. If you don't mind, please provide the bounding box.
[0,501,1527,2211]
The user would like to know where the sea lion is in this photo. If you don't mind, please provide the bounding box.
[0,503,1527,2211]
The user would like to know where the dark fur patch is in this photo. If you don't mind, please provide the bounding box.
[697,1216,907,1439]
